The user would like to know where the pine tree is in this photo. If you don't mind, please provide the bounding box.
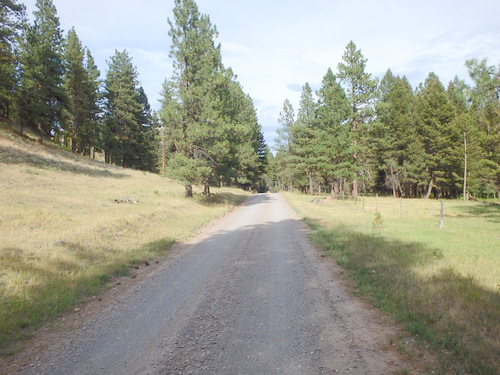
[373,71,417,197]
[17,0,66,142]
[165,0,223,197]
[134,86,158,172]
[466,58,500,199]
[316,68,351,198]
[415,73,457,198]
[103,50,144,168]
[274,99,296,191]
[293,83,318,195]
[337,41,378,198]
[0,0,24,119]
[63,28,88,152]
[82,49,102,158]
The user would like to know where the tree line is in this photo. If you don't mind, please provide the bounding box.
[1,0,268,192]
[1,0,158,171]
[272,41,500,200]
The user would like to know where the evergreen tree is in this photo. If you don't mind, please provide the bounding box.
[373,71,418,197]
[135,86,158,172]
[17,0,65,142]
[63,28,89,152]
[415,73,458,198]
[274,98,296,191]
[0,0,24,119]
[466,58,500,198]
[103,49,146,169]
[82,49,102,158]
[165,0,225,197]
[316,68,353,198]
[293,83,318,195]
[337,41,378,198]
[163,0,267,196]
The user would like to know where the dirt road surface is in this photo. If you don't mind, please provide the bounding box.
[4,193,428,374]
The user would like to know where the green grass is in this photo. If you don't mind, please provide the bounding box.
[285,193,500,375]
[0,128,249,355]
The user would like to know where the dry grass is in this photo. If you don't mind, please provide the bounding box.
[285,193,500,374]
[0,127,249,354]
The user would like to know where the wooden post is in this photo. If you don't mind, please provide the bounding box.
[400,197,403,219]
[376,193,378,213]
[440,199,444,228]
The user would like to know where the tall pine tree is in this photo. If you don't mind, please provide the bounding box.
[415,73,457,198]
[293,83,318,195]
[104,49,151,169]
[316,68,351,198]
[274,98,296,191]
[17,0,65,142]
[337,41,377,198]
[0,0,24,119]
[466,58,500,199]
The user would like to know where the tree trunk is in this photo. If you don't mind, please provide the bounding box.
[185,184,193,198]
[203,184,210,198]
[330,179,339,199]
[36,122,43,144]
[308,170,314,196]
[424,178,434,199]
[390,165,397,198]
[352,178,358,200]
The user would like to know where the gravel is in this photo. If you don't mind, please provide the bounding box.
[3,193,429,374]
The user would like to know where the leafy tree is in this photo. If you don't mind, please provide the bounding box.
[17,0,66,142]
[0,0,24,119]
[337,41,378,198]
[315,68,351,198]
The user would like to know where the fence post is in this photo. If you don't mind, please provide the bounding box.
[400,197,403,218]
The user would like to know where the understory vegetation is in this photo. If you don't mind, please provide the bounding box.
[285,192,500,374]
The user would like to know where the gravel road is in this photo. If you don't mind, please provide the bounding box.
[5,193,426,374]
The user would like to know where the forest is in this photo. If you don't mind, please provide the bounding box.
[2,0,499,199]
[0,0,268,195]
[271,41,500,200]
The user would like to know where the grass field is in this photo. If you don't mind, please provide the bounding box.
[284,192,500,374]
[0,128,249,354]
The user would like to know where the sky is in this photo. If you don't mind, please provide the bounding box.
[22,0,500,148]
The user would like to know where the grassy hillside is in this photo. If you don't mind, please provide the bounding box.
[0,126,249,354]
[285,192,500,375]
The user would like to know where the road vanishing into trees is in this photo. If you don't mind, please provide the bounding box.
[7,194,426,374]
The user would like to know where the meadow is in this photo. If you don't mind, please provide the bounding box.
[285,192,500,374]
[0,128,248,354]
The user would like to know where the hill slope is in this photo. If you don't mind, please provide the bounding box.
[0,126,248,354]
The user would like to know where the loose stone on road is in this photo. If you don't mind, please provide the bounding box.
[5,193,426,374]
